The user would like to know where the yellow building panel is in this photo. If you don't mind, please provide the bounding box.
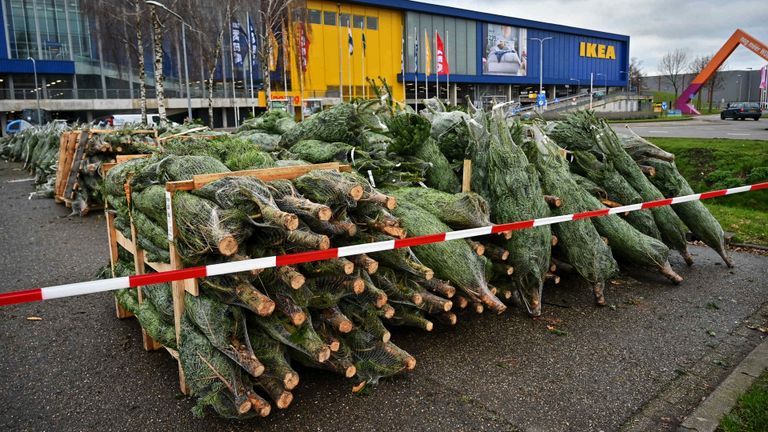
[296,0,404,101]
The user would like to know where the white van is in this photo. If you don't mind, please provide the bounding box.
[94,114,179,128]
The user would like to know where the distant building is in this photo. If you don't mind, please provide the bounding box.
[643,68,766,109]
[1,0,630,132]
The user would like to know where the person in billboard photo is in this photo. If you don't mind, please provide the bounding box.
[483,24,527,76]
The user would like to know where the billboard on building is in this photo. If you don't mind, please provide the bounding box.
[482,23,527,76]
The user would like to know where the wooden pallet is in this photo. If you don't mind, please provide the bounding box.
[105,161,352,395]
[55,129,158,204]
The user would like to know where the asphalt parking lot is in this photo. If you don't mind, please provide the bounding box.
[612,114,768,140]
[0,160,766,432]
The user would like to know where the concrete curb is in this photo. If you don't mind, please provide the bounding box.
[678,337,768,432]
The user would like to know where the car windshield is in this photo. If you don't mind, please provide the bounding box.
[745,103,760,109]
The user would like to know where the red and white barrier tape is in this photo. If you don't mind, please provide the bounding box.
[1,182,766,307]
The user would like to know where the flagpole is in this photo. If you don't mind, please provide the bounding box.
[241,17,248,118]
[361,21,366,100]
[401,25,406,104]
[282,19,288,111]
[248,12,255,116]
[446,30,451,105]
[348,24,352,99]
[337,4,343,102]
[228,16,239,127]
[435,29,438,102]
[298,23,306,121]
[414,27,418,112]
[425,29,429,101]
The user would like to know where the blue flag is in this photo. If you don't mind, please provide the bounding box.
[414,31,419,73]
[248,16,258,67]
[232,20,244,66]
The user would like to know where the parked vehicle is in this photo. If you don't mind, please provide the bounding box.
[720,102,762,121]
[92,114,178,128]
[5,119,34,135]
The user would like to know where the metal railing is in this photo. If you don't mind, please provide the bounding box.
[1,87,338,103]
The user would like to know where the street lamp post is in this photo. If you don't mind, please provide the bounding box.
[27,57,41,125]
[530,37,554,106]
[737,74,742,102]
[145,0,192,122]
[590,72,594,109]
[746,67,753,102]
[596,72,607,93]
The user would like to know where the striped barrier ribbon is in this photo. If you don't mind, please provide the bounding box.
[0,182,766,307]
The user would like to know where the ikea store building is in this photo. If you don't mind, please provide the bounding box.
[0,0,629,128]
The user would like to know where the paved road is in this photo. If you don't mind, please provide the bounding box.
[1,161,767,432]
[612,114,768,140]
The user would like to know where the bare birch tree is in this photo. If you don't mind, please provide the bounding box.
[256,0,296,104]
[659,49,688,103]
[81,0,151,124]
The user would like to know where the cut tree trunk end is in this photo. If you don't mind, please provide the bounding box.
[544,195,562,208]
[353,254,379,274]
[218,236,239,256]
[468,240,485,256]
[593,281,606,306]
[278,266,306,289]
[659,261,684,285]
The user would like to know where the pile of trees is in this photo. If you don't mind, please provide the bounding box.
[101,94,731,419]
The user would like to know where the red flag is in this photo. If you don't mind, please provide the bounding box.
[296,22,310,72]
[436,32,449,75]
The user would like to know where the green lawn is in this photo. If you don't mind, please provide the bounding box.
[607,116,693,123]
[717,370,768,432]
[646,138,768,246]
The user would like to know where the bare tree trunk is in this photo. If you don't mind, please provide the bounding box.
[150,6,167,122]
[135,2,148,124]
[208,31,224,128]
[263,54,272,103]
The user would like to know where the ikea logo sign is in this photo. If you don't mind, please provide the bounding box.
[579,42,616,60]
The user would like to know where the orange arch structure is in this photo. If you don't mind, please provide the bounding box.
[677,29,768,114]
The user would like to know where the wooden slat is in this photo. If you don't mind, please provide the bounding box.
[101,162,117,176]
[54,132,71,202]
[145,260,175,273]
[55,132,79,200]
[115,229,137,254]
[156,126,209,143]
[63,131,90,199]
[116,154,151,163]
[90,129,157,135]
[462,159,472,193]
[191,162,348,189]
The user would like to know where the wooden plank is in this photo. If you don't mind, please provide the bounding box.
[115,230,137,254]
[191,162,346,189]
[165,180,195,193]
[63,131,90,200]
[55,132,79,201]
[101,162,117,176]
[54,132,71,202]
[462,159,472,193]
[116,154,151,163]
[89,129,157,135]
[145,260,175,273]
[156,126,209,143]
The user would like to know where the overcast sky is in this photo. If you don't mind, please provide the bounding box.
[420,0,768,74]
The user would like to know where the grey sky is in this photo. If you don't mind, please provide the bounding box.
[420,0,768,74]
